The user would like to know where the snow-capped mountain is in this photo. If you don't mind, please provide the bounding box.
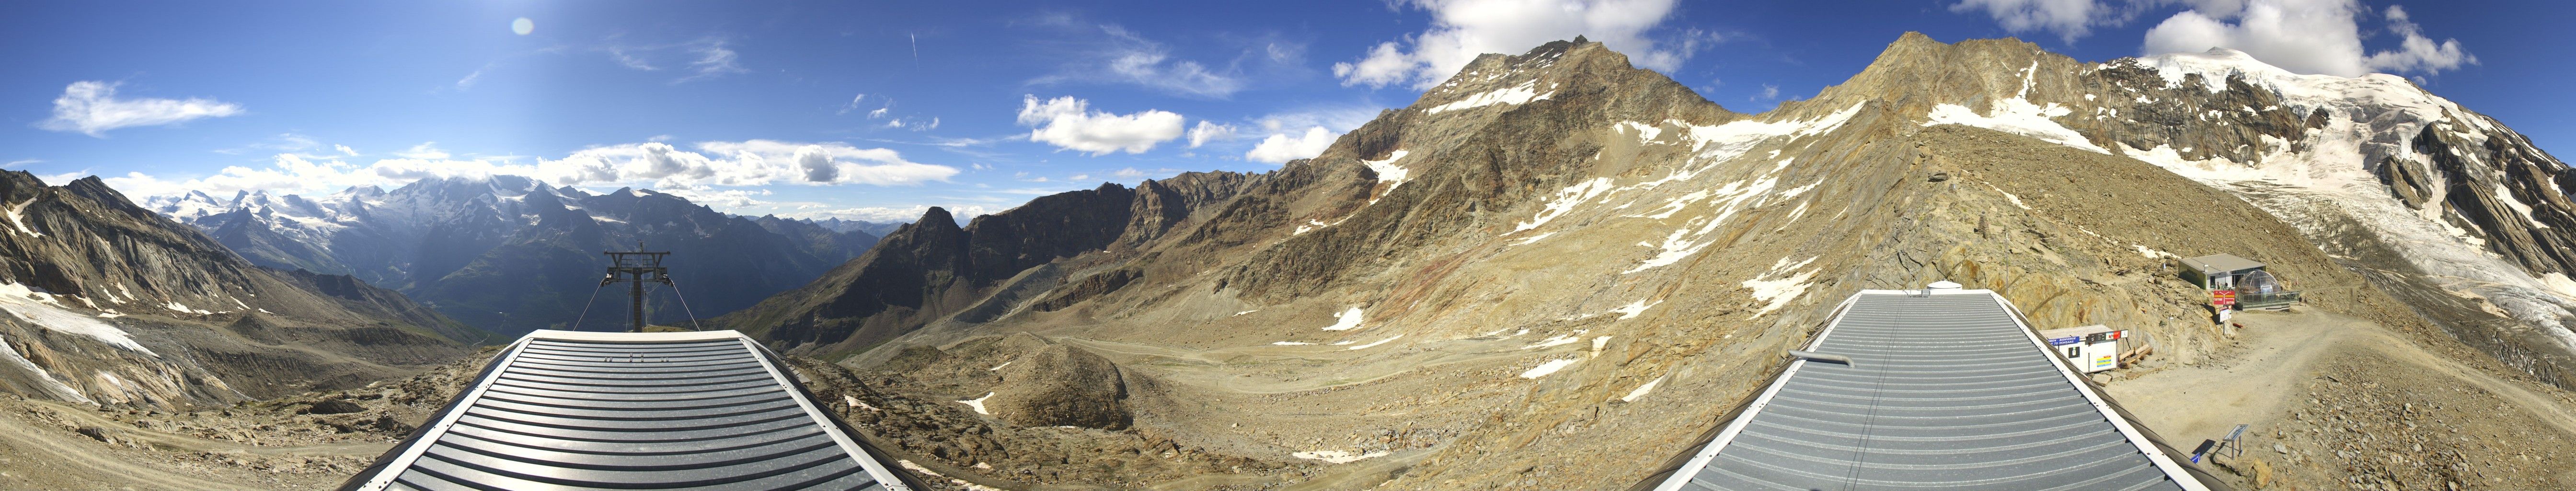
[146,175,882,334]
[1842,37,2576,382]
[0,170,476,408]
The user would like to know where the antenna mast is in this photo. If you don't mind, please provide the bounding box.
[601,240,671,333]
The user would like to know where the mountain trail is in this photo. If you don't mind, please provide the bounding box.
[2110,307,2576,489]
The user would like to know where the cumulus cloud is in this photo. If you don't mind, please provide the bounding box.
[2361,6,2475,74]
[1016,95,1185,155]
[1331,0,1700,89]
[1187,120,1237,148]
[334,145,358,156]
[2141,0,2472,77]
[1948,0,2146,43]
[37,81,244,137]
[1245,127,1337,164]
[99,140,959,200]
[1952,0,2474,78]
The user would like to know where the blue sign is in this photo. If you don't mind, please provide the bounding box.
[2047,337,2082,346]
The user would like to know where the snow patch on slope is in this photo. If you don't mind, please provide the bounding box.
[0,282,155,356]
[1425,81,1555,114]
[1322,307,1366,331]
[0,336,91,403]
[1292,449,1391,464]
[4,198,40,237]
[1362,150,1414,201]
[1923,99,2107,154]
[1519,358,1577,379]
[957,392,994,415]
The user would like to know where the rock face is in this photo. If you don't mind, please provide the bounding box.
[720,181,1254,357]
[0,171,476,408]
[984,342,1130,430]
[707,35,2576,490]
[149,177,882,335]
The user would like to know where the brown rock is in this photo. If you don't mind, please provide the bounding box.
[2250,457,2273,489]
[305,398,364,415]
[985,343,1132,430]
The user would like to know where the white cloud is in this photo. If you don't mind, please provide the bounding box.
[99,140,959,200]
[2140,0,2470,77]
[1092,26,1244,98]
[334,145,358,156]
[1114,167,1148,178]
[1954,0,2473,78]
[683,38,747,81]
[1187,120,1237,148]
[1256,106,1382,134]
[1753,83,1780,101]
[1245,127,1338,164]
[600,37,748,82]
[1028,24,1251,98]
[1016,95,1185,155]
[37,81,244,137]
[1331,0,1697,89]
[2361,6,2475,74]
[779,204,994,223]
[397,142,451,160]
[1948,0,2133,43]
[838,94,867,115]
[456,68,485,90]
[661,188,771,208]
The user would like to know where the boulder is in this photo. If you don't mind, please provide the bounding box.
[984,343,1131,430]
[306,398,364,415]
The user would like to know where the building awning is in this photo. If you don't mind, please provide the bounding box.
[2179,254,2266,275]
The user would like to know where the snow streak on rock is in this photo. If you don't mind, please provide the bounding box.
[1519,358,1577,379]
[0,282,155,356]
[1362,150,1414,205]
[1425,81,1556,114]
[1920,62,2106,154]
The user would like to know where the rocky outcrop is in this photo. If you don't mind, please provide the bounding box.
[984,343,1131,430]
[724,181,1261,357]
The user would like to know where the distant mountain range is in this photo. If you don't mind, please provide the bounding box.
[0,170,477,407]
[147,175,885,335]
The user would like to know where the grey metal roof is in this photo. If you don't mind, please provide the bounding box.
[341,330,923,491]
[2179,254,2265,275]
[1648,291,2213,491]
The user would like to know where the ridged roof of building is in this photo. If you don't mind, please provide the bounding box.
[1646,290,2219,491]
[340,330,923,491]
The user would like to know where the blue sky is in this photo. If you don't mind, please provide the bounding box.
[2,0,2564,222]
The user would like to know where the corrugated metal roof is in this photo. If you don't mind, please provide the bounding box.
[1648,291,2214,491]
[340,330,923,491]
[2180,254,2265,275]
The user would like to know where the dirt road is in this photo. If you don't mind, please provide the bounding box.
[2108,308,2576,490]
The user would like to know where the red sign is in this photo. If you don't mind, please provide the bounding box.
[2212,290,2237,306]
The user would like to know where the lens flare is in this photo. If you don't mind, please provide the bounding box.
[510,17,533,35]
